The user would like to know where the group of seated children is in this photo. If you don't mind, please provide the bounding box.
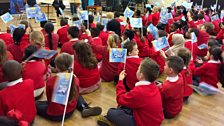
[0,2,224,126]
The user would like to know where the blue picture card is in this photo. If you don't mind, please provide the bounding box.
[221,11,224,20]
[191,32,197,43]
[1,12,14,24]
[109,48,127,63]
[147,24,159,40]
[73,20,81,29]
[32,49,57,59]
[59,7,64,17]
[130,18,142,28]
[211,14,219,21]
[171,2,176,7]
[26,7,41,18]
[9,24,16,34]
[152,36,169,51]
[101,18,109,26]
[198,44,207,50]
[80,11,88,21]
[35,12,48,23]
[95,15,101,23]
[52,73,73,105]
[124,7,134,18]
[182,1,193,10]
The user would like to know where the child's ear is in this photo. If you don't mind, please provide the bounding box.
[128,52,132,56]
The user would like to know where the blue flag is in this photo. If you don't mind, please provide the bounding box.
[221,11,224,20]
[80,11,88,21]
[167,13,173,19]
[59,8,64,17]
[191,32,197,43]
[95,15,101,23]
[152,36,169,51]
[32,49,57,59]
[52,73,73,105]
[9,24,25,34]
[73,20,81,29]
[26,7,41,18]
[124,7,134,18]
[171,2,176,7]
[109,48,127,63]
[130,18,142,28]
[35,12,48,23]
[160,8,168,24]
[1,12,13,23]
[147,24,159,40]
[182,1,193,10]
[211,14,219,21]
[198,44,207,50]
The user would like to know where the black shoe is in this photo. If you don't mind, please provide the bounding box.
[81,106,102,118]
[97,115,113,126]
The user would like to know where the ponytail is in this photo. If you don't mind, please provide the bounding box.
[44,22,54,50]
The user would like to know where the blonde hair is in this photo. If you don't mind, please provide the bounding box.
[107,34,119,48]
[30,31,45,48]
[106,12,114,19]
[0,39,7,65]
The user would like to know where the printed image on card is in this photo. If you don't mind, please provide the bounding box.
[109,48,127,63]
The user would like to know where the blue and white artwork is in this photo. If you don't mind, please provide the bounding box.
[35,12,48,23]
[160,8,168,24]
[95,15,101,23]
[130,18,142,28]
[198,44,207,50]
[1,12,13,23]
[73,20,81,29]
[171,2,176,7]
[152,36,169,51]
[191,32,197,43]
[9,24,16,34]
[52,73,73,105]
[109,48,127,63]
[59,7,64,17]
[211,14,219,21]
[145,4,151,9]
[124,7,134,18]
[32,49,57,59]
[80,11,88,21]
[26,6,41,18]
[182,1,193,10]
[147,24,159,40]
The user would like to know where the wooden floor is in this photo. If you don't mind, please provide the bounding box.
[1,11,224,126]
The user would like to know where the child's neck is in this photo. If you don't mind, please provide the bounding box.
[167,73,178,77]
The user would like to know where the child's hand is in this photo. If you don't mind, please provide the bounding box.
[85,29,91,36]
[119,70,126,80]
[160,50,167,59]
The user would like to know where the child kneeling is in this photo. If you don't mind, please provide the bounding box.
[97,58,164,126]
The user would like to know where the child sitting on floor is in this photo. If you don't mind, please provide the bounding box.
[0,60,36,123]
[35,53,102,121]
[57,18,70,47]
[97,58,164,126]
[159,56,184,119]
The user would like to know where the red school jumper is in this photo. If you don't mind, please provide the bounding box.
[73,60,100,88]
[184,40,198,62]
[46,75,79,116]
[159,74,184,118]
[118,56,142,90]
[116,80,164,126]
[44,33,59,50]
[89,41,119,82]
[0,32,13,46]
[180,66,193,97]
[99,31,109,46]
[22,60,46,90]
[0,79,36,123]
[57,25,70,46]
[92,37,103,60]
[193,60,220,88]
[61,38,80,55]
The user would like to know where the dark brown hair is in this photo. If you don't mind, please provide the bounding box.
[140,58,160,82]
[166,56,184,74]
[177,48,191,67]
[73,42,97,69]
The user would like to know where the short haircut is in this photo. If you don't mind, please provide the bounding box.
[158,30,167,38]
[140,58,160,82]
[2,60,22,80]
[166,56,184,74]
[208,39,220,47]
[90,28,100,38]
[60,18,68,26]
[203,23,214,34]
[177,48,191,66]
[123,29,134,40]
[123,41,137,54]
[67,26,80,38]
[88,15,94,23]
[96,22,104,31]
[114,11,120,18]
[55,53,73,72]
[198,13,204,20]
[107,19,121,36]
[23,45,39,61]
[189,28,199,36]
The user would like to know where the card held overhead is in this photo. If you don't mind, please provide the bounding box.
[35,12,48,22]
[152,36,169,51]
[1,12,13,23]
[124,7,134,18]
[130,18,142,28]
[109,48,127,63]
